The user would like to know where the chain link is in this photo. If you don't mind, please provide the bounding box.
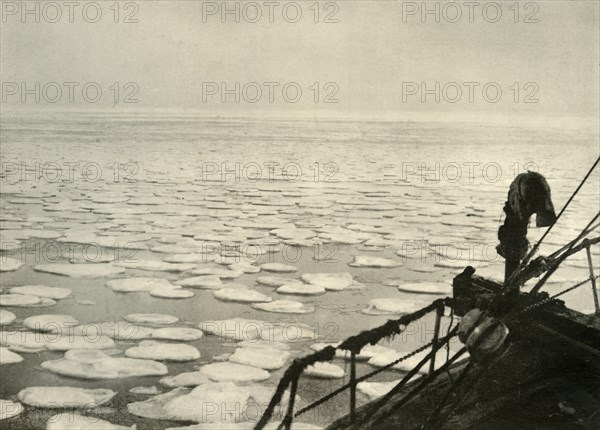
[520,276,598,313]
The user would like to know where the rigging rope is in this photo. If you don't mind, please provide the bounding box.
[528,213,600,296]
[253,299,449,430]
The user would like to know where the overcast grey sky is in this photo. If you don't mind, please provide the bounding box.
[1,1,598,120]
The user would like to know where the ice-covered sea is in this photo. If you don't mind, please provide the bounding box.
[0,113,598,429]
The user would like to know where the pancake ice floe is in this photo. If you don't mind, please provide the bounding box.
[17,386,116,408]
[149,288,194,299]
[105,277,175,293]
[228,347,290,370]
[9,285,72,300]
[0,310,16,325]
[304,362,344,379]
[129,386,160,395]
[213,288,272,303]
[301,272,353,291]
[256,276,301,287]
[190,267,244,279]
[0,347,24,364]
[177,275,223,289]
[362,298,430,315]
[33,263,126,278]
[252,300,315,314]
[151,327,204,341]
[260,263,298,273]
[1,330,115,352]
[41,349,168,379]
[128,382,296,425]
[23,314,79,332]
[199,362,270,382]
[124,313,179,326]
[228,262,261,273]
[0,257,24,272]
[396,282,452,295]
[0,294,56,308]
[125,341,200,361]
[277,283,326,296]
[357,380,401,400]
[159,371,211,388]
[69,322,155,340]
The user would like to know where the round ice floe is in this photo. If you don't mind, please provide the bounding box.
[277,283,326,296]
[149,288,194,299]
[0,347,23,364]
[125,341,200,361]
[0,294,43,307]
[167,383,255,423]
[116,260,195,272]
[151,328,204,341]
[130,386,160,395]
[304,362,344,379]
[178,275,222,289]
[9,285,72,300]
[228,347,290,370]
[263,323,317,343]
[199,318,265,341]
[192,268,245,280]
[256,276,300,287]
[0,257,23,272]
[0,399,23,420]
[213,288,272,303]
[154,385,307,428]
[17,387,116,408]
[106,277,175,293]
[124,313,179,326]
[160,371,211,388]
[396,282,452,295]
[357,380,400,400]
[260,263,298,273]
[52,335,116,351]
[152,245,195,254]
[128,383,241,423]
[126,387,193,420]
[33,263,126,278]
[199,362,270,382]
[1,331,116,352]
[41,349,168,380]
[0,310,16,325]
[301,272,354,291]
[252,300,314,314]
[1,331,49,351]
[228,262,261,273]
[46,413,134,429]
[348,256,402,268]
[362,298,429,316]
[23,314,79,332]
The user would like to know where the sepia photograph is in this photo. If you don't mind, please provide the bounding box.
[1,1,599,429]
